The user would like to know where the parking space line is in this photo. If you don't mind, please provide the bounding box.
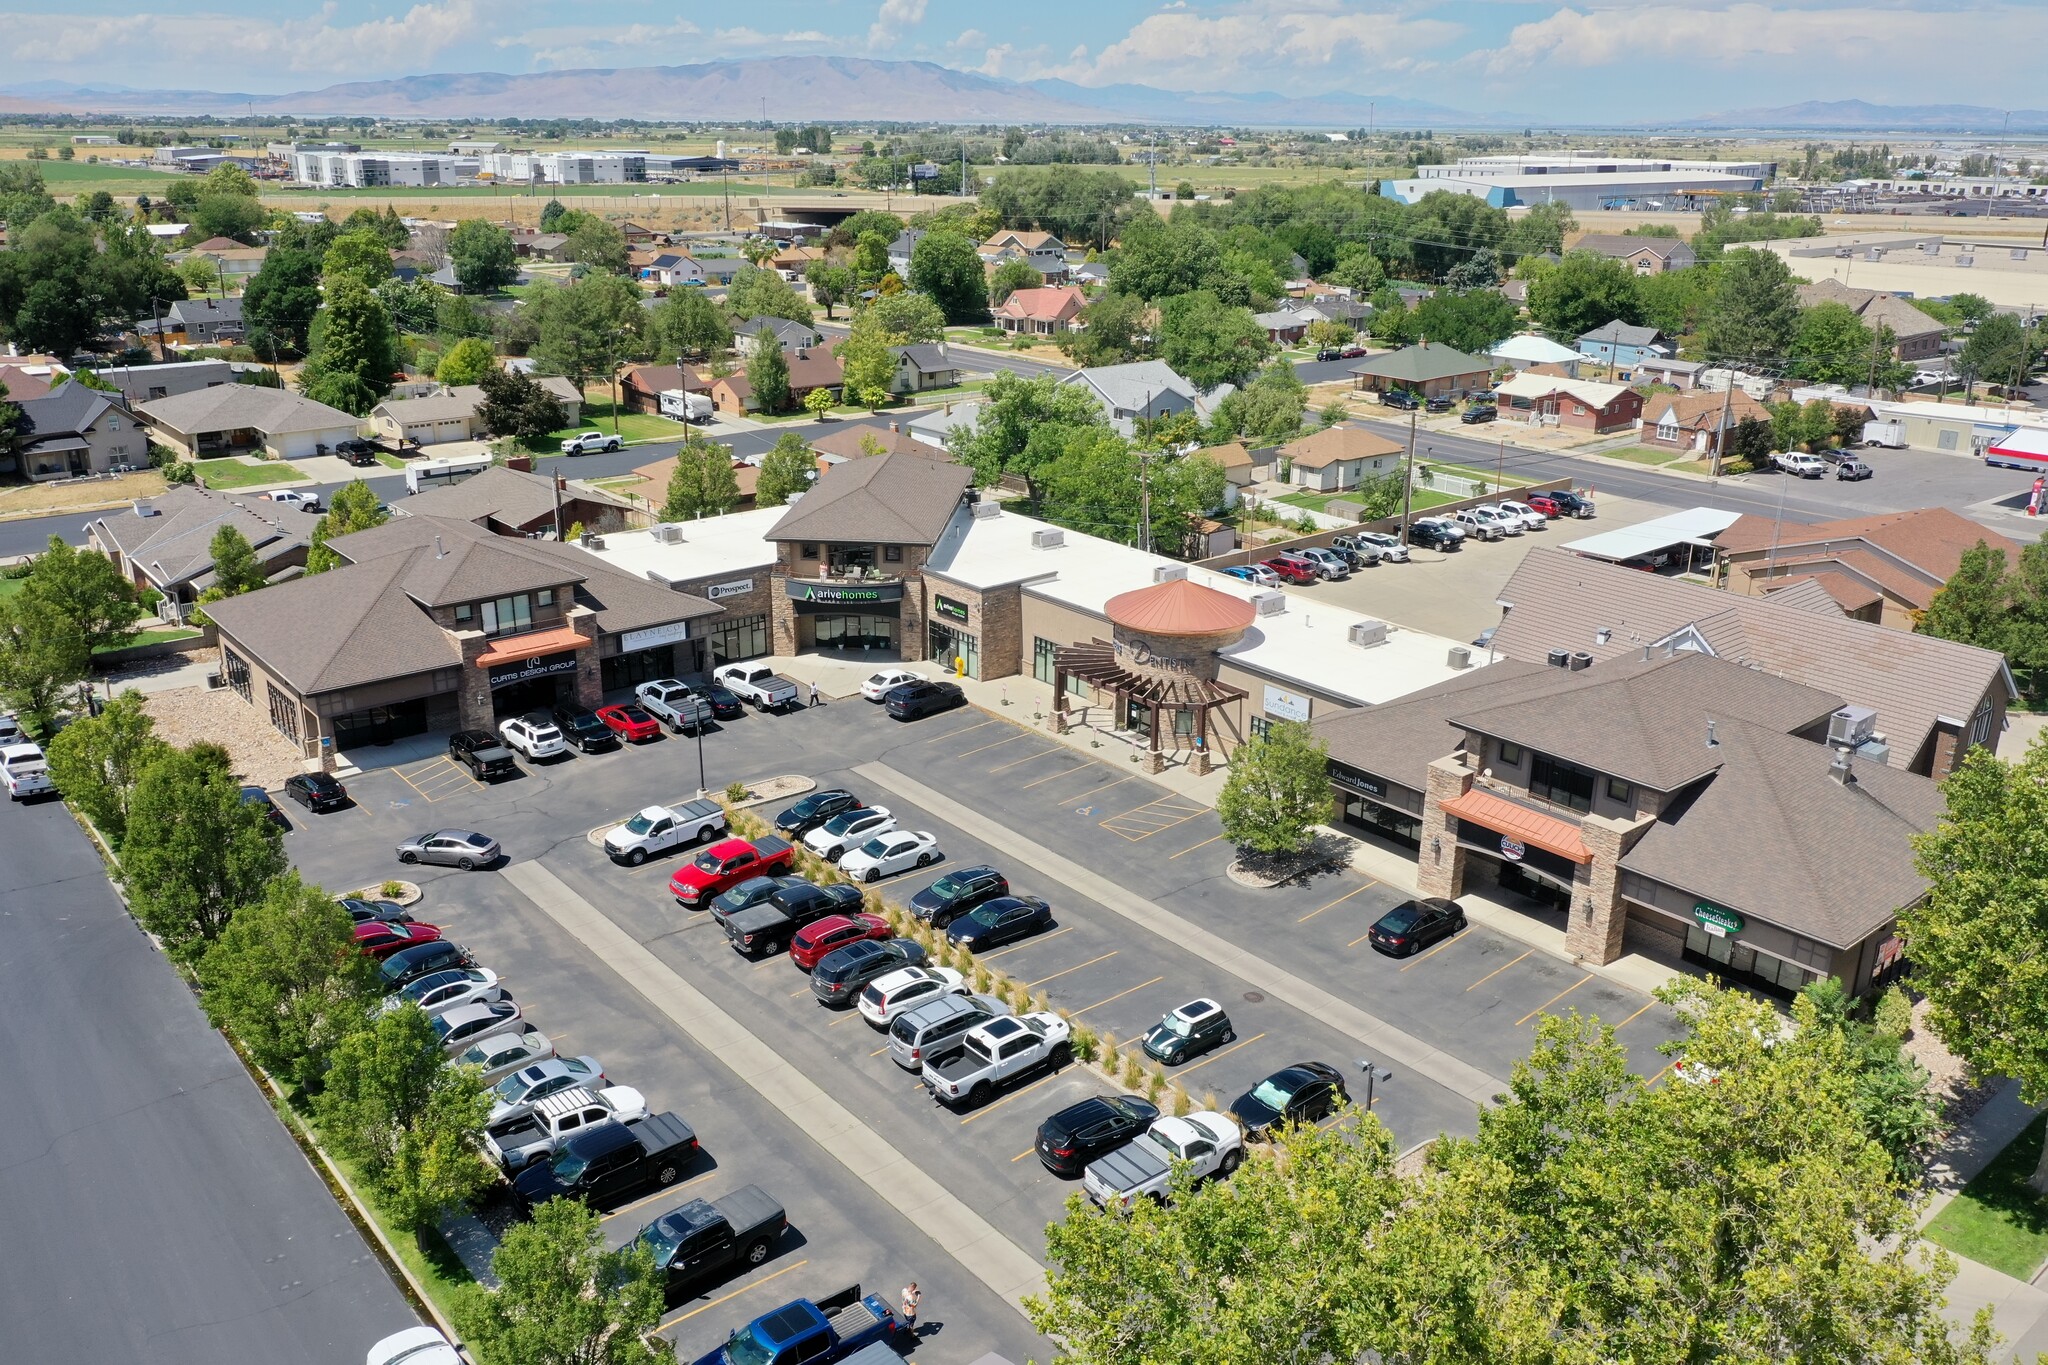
[1105,804,1210,843]
[656,1259,810,1330]
[1612,1000,1656,1030]
[754,956,788,971]
[1646,1060,1676,1087]
[1465,949,1532,992]
[870,1044,892,1057]
[959,1068,1066,1125]
[977,925,1073,961]
[1344,926,1380,948]
[788,986,812,998]
[1020,764,1094,791]
[1055,775,1141,806]
[987,748,1064,775]
[920,719,998,744]
[1299,881,1377,923]
[1070,976,1164,1018]
[827,1011,870,1028]
[1027,950,1117,988]
[1011,1147,1036,1163]
[1398,930,1468,970]
[601,1170,714,1221]
[957,733,1034,759]
[1168,834,1226,860]
[1514,975,1593,1026]
[1170,1031,1266,1077]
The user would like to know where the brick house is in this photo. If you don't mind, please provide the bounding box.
[710,350,844,415]
[1492,373,1644,433]
[1641,390,1775,455]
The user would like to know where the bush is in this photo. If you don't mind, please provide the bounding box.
[380,880,406,899]
[1120,1050,1145,1087]
[1071,1024,1097,1064]
[1171,1085,1192,1117]
[973,964,992,994]
[724,780,749,803]
[163,462,196,485]
[1873,985,1914,1043]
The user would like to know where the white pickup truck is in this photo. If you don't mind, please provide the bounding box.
[484,1083,647,1172]
[921,1011,1071,1110]
[1082,1112,1245,1209]
[713,663,802,711]
[635,679,716,734]
[1,742,53,800]
[604,800,728,866]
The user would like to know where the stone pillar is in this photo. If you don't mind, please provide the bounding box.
[454,628,495,732]
[1192,749,1212,776]
[1143,749,1165,774]
[568,606,604,707]
[1566,813,1647,964]
[770,576,799,657]
[1416,756,1474,901]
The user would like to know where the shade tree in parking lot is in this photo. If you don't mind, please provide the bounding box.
[1030,986,1999,1365]
[306,478,390,575]
[21,534,144,660]
[452,1198,666,1365]
[119,743,287,963]
[199,871,378,1091]
[1216,720,1334,857]
[43,689,165,846]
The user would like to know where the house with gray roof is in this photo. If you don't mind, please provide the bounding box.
[137,384,363,461]
[390,464,639,537]
[887,343,961,395]
[90,359,241,405]
[732,315,825,356]
[1058,360,1224,436]
[368,378,582,447]
[11,379,146,481]
[1575,320,1670,376]
[1346,342,1493,399]
[167,296,244,344]
[87,485,308,614]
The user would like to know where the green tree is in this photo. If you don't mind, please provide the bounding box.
[1410,288,1521,353]
[1215,720,1333,856]
[834,312,898,408]
[744,329,792,413]
[861,291,946,345]
[1917,540,2012,657]
[177,254,220,296]
[1059,291,1150,368]
[474,365,567,444]
[321,230,393,290]
[376,275,443,335]
[43,688,164,845]
[434,336,497,386]
[646,288,732,359]
[532,274,643,394]
[121,744,287,961]
[987,257,1040,308]
[200,162,259,198]
[199,871,378,1090]
[242,247,325,357]
[305,478,391,573]
[1635,264,1714,339]
[300,279,398,414]
[1788,301,1877,386]
[0,593,85,733]
[1207,362,1306,445]
[1960,312,2040,399]
[25,535,144,659]
[1501,199,1576,259]
[190,193,265,244]
[949,370,1112,489]
[1158,290,1271,391]
[1035,426,1223,554]
[723,264,812,324]
[1906,736,2048,1191]
[662,436,741,520]
[192,524,268,623]
[804,261,854,319]
[908,231,988,324]
[1111,214,1235,303]
[802,387,835,421]
[451,1198,667,1365]
[852,231,890,286]
[756,432,815,506]
[538,198,567,233]
[1702,247,1800,365]
[980,165,1136,248]
[1527,251,1644,341]
[565,217,629,276]
[1325,247,1386,295]
[448,219,519,295]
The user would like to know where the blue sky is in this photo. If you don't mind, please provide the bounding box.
[2,1,2043,121]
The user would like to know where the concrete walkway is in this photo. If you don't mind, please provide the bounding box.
[1922,1079,2040,1228]
[499,858,1049,1319]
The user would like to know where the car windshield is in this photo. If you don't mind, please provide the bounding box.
[624,813,657,835]
[857,836,891,858]
[1156,1014,1191,1037]
[790,795,825,818]
[928,873,966,899]
[550,1149,588,1181]
[1249,1077,1296,1111]
[966,904,1003,926]
[493,1072,536,1103]
[692,848,725,872]
[723,1330,776,1365]
[637,1220,683,1267]
[822,811,862,834]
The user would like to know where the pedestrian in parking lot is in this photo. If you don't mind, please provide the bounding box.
[900,1281,920,1332]
[808,681,820,707]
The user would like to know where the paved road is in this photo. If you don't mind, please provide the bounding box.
[0,795,419,1364]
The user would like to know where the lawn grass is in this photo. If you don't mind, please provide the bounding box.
[374,452,409,470]
[1273,489,1352,514]
[528,395,689,450]
[191,458,308,490]
[1926,1114,2048,1280]
[0,576,24,599]
[1600,445,1687,467]
[95,626,200,654]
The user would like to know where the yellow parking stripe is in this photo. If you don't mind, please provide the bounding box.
[1465,949,1532,992]
[1020,764,1093,791]
[1069,976,1164,1018]
[1027,950,1117,988]
[976,925,1073,961]
[1397,929,1468,970]
[919,719,997,744]
[656,1260,810,1330]
[1299,882,1376,923]
[1170,1031,1266,1077]
[958,1067,1066,1125]
[956,733,1033,758]
[1612,1000,1657,1030]
[987,746,1064,774]
[1168,834,1226,860]
[1515,974,1592,1026]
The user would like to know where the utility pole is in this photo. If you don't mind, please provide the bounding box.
[1137,390,1156,553]
[1398,406,1418,546]
[150,296,168,362]
[1149,136,1157,201]
[552,471,565,542]
[1708,374,1735,480]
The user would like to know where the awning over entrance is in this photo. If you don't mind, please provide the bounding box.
[1441,787,1593,864]
[1053,641,1248,707]
[473,625,586,669]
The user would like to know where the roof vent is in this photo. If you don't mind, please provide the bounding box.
[1030,527,1065,549]
[132,500,158,517]
[1548,647,1570,668]
[1153,564,1187,584]
[1595,626,1612,646]
[1447,645,1471,669]
[1568,650,1592,670]
[1706,719,1718,748]
[1349,619,1388,648]
[1829,747,1856,785]
[434,534,445,559]
[1250,590,1287,617]
[652,523,685,545]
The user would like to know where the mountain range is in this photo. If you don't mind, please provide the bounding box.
[1685,99,2048,132]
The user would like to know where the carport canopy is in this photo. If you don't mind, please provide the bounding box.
[1560,507,1743,563]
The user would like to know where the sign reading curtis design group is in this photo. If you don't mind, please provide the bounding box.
[488,650,580,689]
[620,620,689,652]
[786,580,905,605]
[705,578,755,602]
[933,595,969,623]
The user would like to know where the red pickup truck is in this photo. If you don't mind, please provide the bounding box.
[670,836,797,908]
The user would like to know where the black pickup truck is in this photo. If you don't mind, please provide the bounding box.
[512,1112,698,1211]
[714,881,865,958]
[632,1184,788,1302]
[448,729,519,781]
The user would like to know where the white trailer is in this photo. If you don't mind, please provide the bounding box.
[658,389,714,423]
[404,452,493,494]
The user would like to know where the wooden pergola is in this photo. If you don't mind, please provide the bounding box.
[1052,639,1247,758]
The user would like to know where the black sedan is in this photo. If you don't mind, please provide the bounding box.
[774,789,864,838]
[945,894,1053,950]
[552,704,620,752]
[340,897,412,926]
[700,683,745,720]
[283,771,349,812]
[1366,897,1465,957]
[1229,1062,1349,1139]
[908,865,1010,929]
[885,680,966,721]
[1035,1094,1160,1178]
[240,785,289,831]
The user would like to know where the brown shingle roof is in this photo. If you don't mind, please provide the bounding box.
[715,350,843,406]
[392,464,634,531]
[768,453,971,547]
[1715,507,2017,600]
[1643,390,1772,431]
[1758,576,1853,615]
[1206,441,1255,470]
[1796,279,1947,341]
[808,423,943,462]
[1276,425,1404,470]
[204,549,463,694]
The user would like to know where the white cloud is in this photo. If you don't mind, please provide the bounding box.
[866,0,928,51]
[2,1,484,77]
[711,26,834,49]
[946,27,987,52]
[500,20,702,68]
[1041,1,1464,90]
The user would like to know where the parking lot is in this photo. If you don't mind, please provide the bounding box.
[280,692,1687,1357]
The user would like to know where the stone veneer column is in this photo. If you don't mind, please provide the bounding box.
[1566,812,1645,964]
[568,606,603,707]
[769,546,799,656]
[1416,756,1473,901]
[454,629,495,732]
[899,546,930,664]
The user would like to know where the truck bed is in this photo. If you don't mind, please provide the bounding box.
[924,1052,987,1086]
[824,1295,888,1339]
[713,1183,786,1238]
[632,1111,698,1157]
[1087,1140,1168,1194]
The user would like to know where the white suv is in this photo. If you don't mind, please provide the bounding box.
[498,716,569,760]
[1494,500,1547,532]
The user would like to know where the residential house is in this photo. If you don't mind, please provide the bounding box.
[885,230,924,277]
[1714,507,2018,629]
[1276,425,1404,492]
[94,359,240,405]
[770,244,829,282]
[12,380,145,481]
[732,315,826,355]
[1641,390,1774,455]
[514,232,572,261]
[618,221,658,244]
[887,344,960,395]
[1570,233,1698,274]
[710,349,843,415]
[1059,360,1217,436]
[694,257,747,288]
[620,363,711,416]
[394,464,639,537]
[809,421,954,465]
[1347,342,1493,399]
[1253,310,1311,345]
[980,230,1068,274]
[167,296,244,345]
[1795,279,1949,362]
[1070,260,1109,288]
[85,485,307,616]
[639,253,704,288]
[1282,295,1372,328]
[138,385,362,461]
[1492,373,1644,433]
[1488,335,1582,374]
[368,378,583,446]
[1636,356,1704,390]
[0,362,62,401]
[908,399,984,452]
[184,240,268,281]
[1575,321,1669,377]
[993,285,1086,335]
[1487,546,2014,779]
[1208,441,1268,488]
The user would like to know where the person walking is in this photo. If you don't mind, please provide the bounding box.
[900,1281,921,1333]
[808,680,821,707]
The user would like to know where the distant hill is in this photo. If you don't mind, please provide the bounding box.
[1688,99,2048,132]
[1021,79,1478,127]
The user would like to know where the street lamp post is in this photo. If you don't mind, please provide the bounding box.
[1355,1057,1393,1112]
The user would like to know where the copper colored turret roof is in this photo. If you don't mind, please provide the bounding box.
[1104,577,1257,637]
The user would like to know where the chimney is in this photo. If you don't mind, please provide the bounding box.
[1829,747,1855,785]
[1705,720,1717,748]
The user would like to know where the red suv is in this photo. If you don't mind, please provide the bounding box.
[1262,554,1320,585]
[789,912,893,970]
[1525,493,1565,518]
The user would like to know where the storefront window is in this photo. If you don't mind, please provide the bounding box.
[1032,636,1057,685]
[479,594,533,638]
[817,613,896,651]
[1683,924,1820,1000]
[1529,752,1596,812]
[1340,794,1421,849]
[928,621,979,679]
[707,613,769,666]
[601,644,675,693]
[1173,708,1194,737]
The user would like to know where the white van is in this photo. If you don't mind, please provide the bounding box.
[657,389,713,423]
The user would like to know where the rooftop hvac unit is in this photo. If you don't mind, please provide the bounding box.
[1568,650,1592,670]
[1548,647,1570,668]
[2014,248,2030,260]
[1251,590,1287,616]
[1153,564,1188,584]
[1828,705,1877,747]
[970,500,1000,519]
[1348,619,1388,648]
[1447,645,1472,669]
[1867,249,1884,261]
[1856,735,1891,765]
[652,523,684,544]
[585,535,605,551]
[1923,242,1941,254]
[132,500,158,517]
[1030,527,1065,549]
[1958,255,1974,267]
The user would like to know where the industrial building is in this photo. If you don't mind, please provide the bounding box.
[1378,152,1774,210]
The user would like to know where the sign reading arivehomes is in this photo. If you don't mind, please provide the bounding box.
[786,580,906,605]
[620,621,689,652]
[933,594,969,623]
[1693,903,1745,937]
[706,578,755,601]
[488,650,580,689]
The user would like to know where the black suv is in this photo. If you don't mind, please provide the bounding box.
[774,789,863,838]
[1380,388,1420,410]
[885,680,965,721]
[1425,394,1455,413]
[908,866,1010,928]
[1036,1094,1161,1178]
[449,730,519,780]
[809,939,927,1007]
[1460,404,1497,424]
[551,704,618,752]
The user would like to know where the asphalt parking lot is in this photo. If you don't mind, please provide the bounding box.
[279,693,1686,1354]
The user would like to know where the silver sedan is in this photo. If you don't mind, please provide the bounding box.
[434,1000,524,1055]
[396,828,502,870]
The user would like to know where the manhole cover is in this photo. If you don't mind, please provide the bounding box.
[1242,991,1264,1004]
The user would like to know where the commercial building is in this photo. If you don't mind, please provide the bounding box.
[1314,648,1935,1000]
[1378,153,1773,211]
[292,153,479,187]
[1713,507,2018,629]
[483,151,648,185]
[1756,234,2048,314]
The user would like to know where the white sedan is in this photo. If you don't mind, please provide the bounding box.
[1494,500,1548,532]
[380,966,506,1019]
[499,715,569,760]
[857,966,968,1027]
[803,805,895,862]
[861,668,926,702]
[838,829,942,883]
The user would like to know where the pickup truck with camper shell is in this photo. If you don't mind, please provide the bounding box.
[1081,1111,1245,1209]
[635,679,716,734]
[714,880,865,957]
[713,663,802,711]
[605,800,727,866]
[921,1011,1071,1109]
[670,836,796,908]
[630,1184,788,1302]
